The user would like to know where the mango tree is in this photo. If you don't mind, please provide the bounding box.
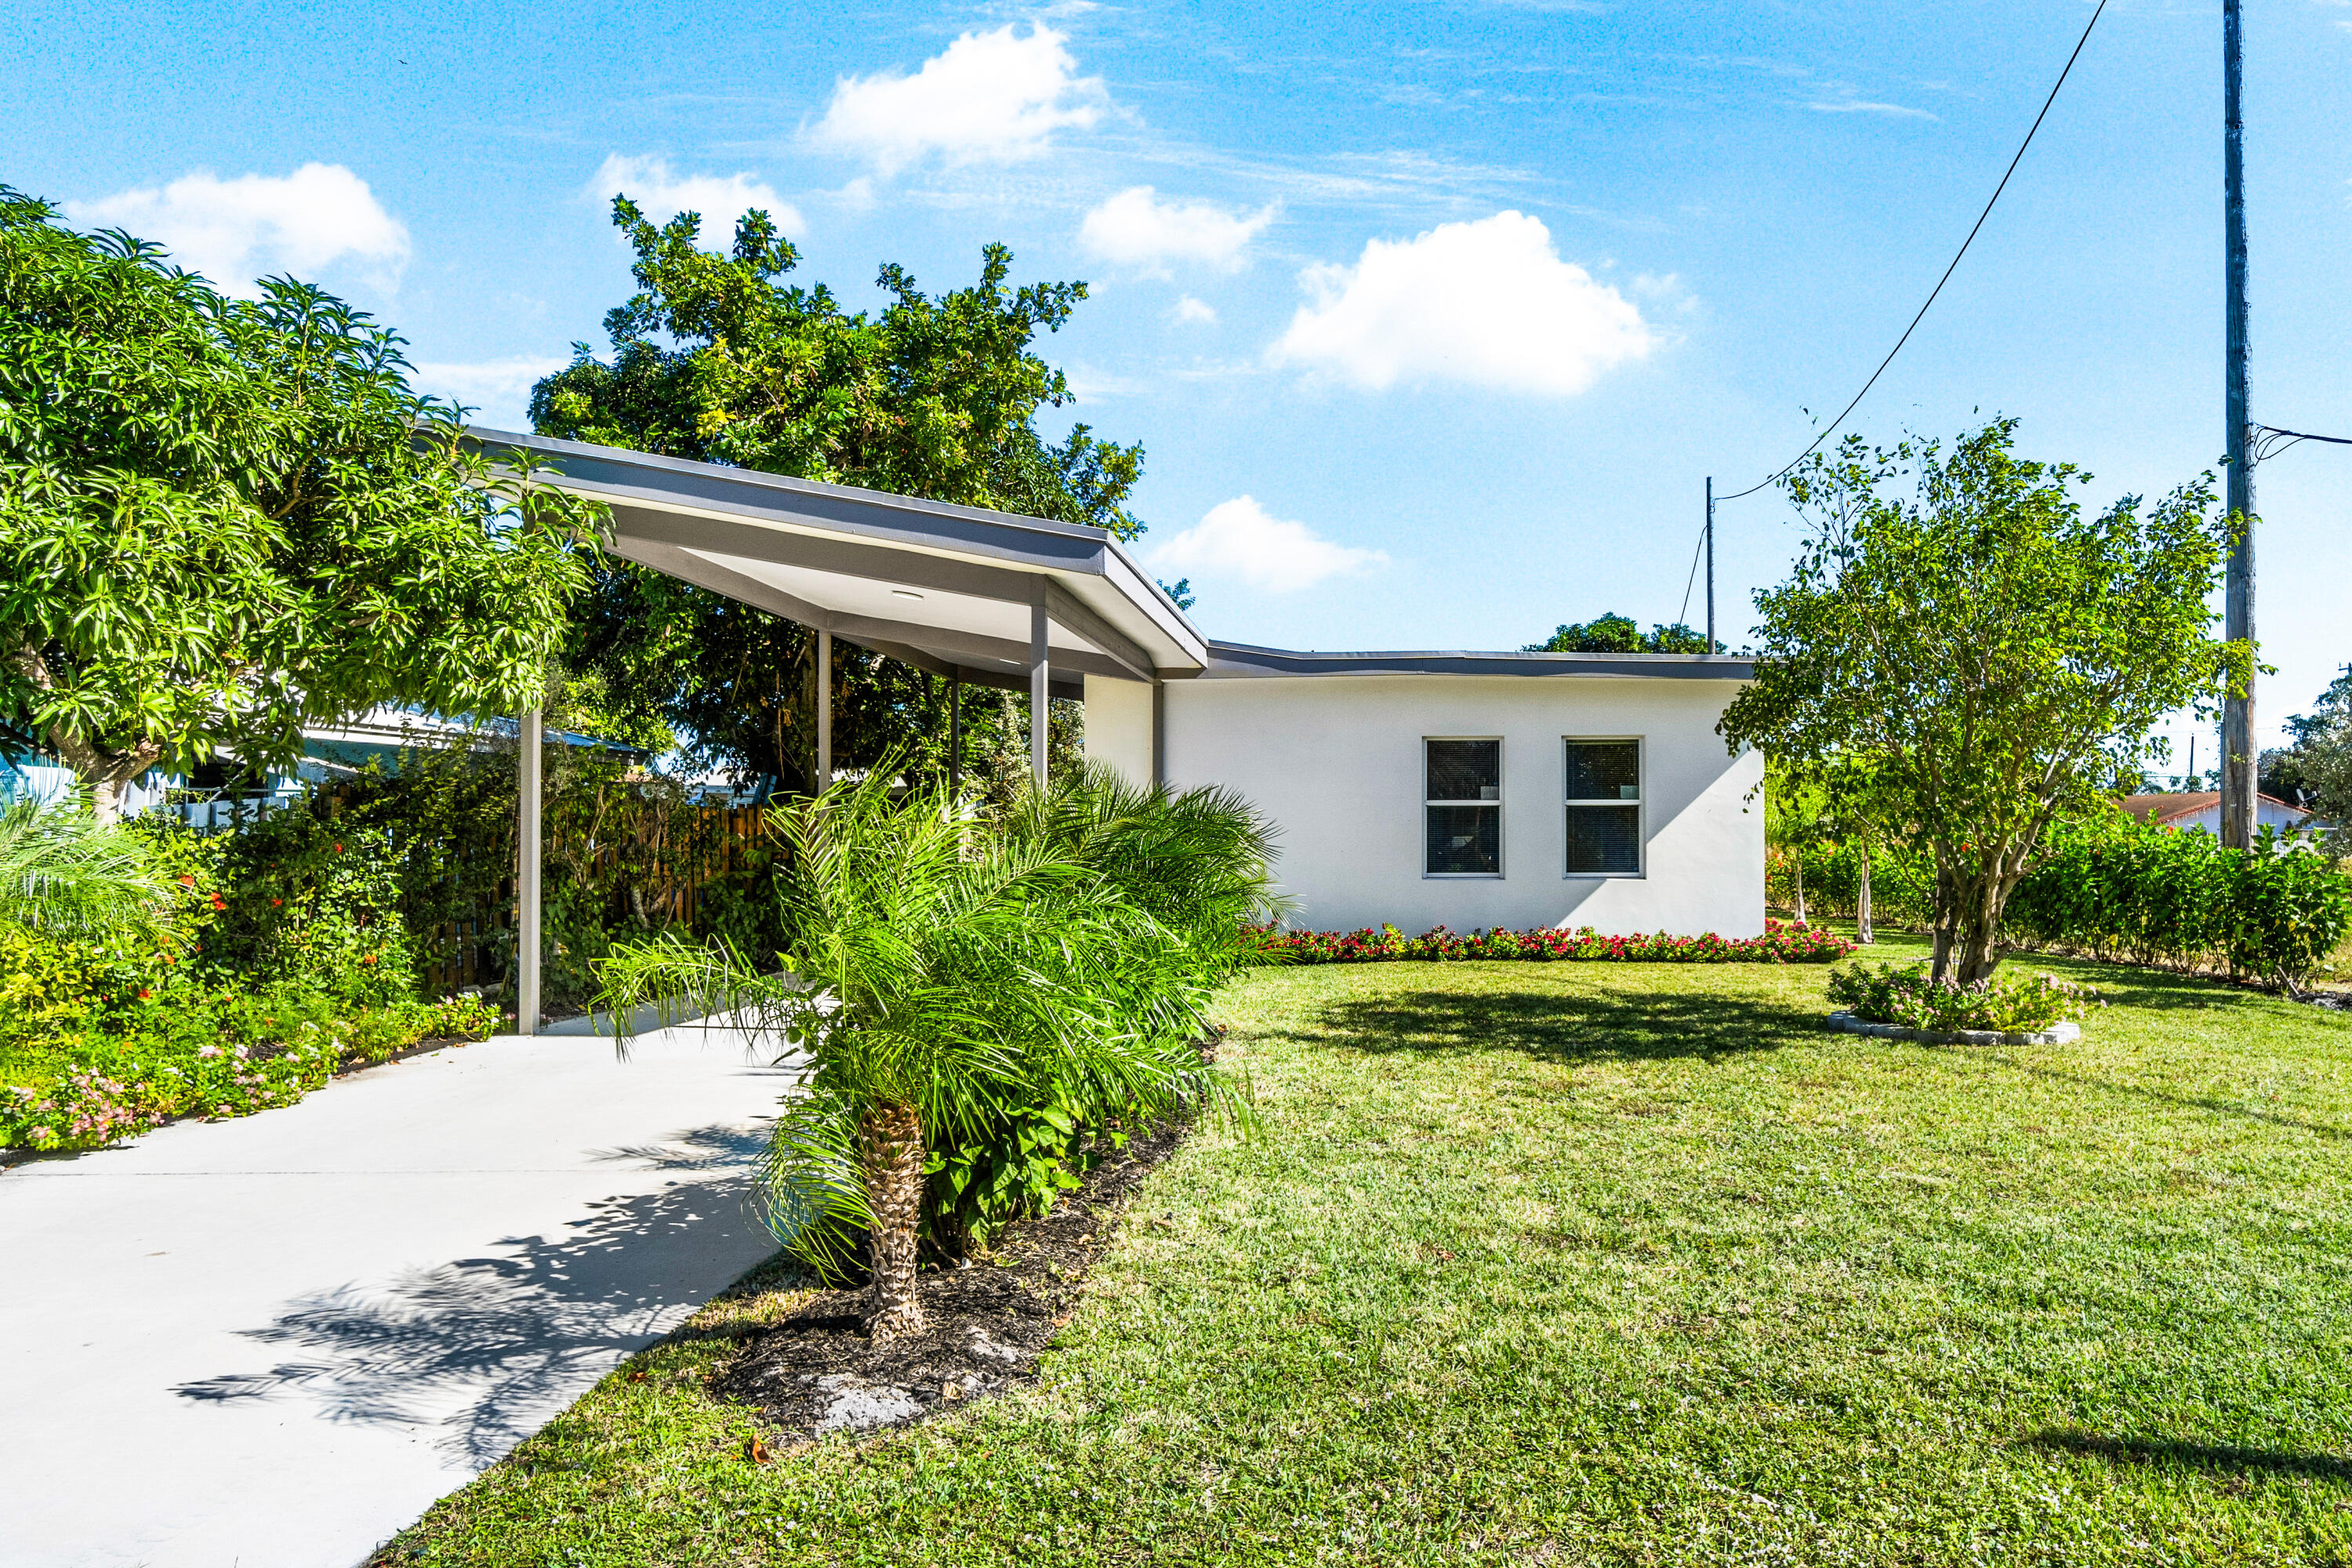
[1721,420,2245,984]
[0,187,600,820]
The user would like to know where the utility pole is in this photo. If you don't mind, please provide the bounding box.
[2220,0,2256,850]
[1705,477,1717,655]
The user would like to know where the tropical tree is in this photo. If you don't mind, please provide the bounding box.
[2264,668,2352,851]
[1524,613,1710,654]
[599,765,1276,1339]
[0,187,601,820]
[536,198,1147,794]
[1763,760,1831,926]
[0,792,168,938]
[1722,421,2245,984]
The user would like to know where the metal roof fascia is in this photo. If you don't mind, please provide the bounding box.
[1198,643,1759,681]
[466,426,1208,673]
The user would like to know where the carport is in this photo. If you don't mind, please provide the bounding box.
[470,428,1209,1032]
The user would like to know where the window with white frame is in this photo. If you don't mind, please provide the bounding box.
[1564,739,1642,875]
[1425,738,1501,876]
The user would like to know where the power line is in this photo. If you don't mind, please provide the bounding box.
[2252,423,2352,463]
[1675,518,1707,629]
[1718,0,2109,502]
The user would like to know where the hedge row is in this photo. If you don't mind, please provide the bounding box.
[1257,918,1854,965]
[1777,811,2351,986]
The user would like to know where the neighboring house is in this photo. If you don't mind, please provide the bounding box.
[2,708,648,829]
[487,426,1763,938]
[0,753,172,813]
[2118,790,2316,837]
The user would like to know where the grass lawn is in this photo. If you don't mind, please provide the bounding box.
[383,935,2352,1566]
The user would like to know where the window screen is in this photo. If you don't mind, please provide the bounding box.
[1425,739,1501,874]
[1565,739,1641,874]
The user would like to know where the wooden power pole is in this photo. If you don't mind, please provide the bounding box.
[2220,0,2256,850]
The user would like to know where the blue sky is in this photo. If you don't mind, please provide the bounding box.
[9,0,2349,765]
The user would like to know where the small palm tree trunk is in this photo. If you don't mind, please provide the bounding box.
[859,1101,927,1341]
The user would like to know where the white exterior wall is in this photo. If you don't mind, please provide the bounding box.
[1161,674,1765,936]
[1082,673,1157,785]
[2163,798,2310,835]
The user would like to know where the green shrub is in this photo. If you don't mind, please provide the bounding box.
[198,811,416,1006]
[1827,960,2100,1033]
[2004,817,2351,988]
[1781,810,2352,990]
[922,1087,1110,1256]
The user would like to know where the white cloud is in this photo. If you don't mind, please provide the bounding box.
[1149,496,1387,593]
[1079,187,1278,273]
[64,164,409,296]
[1171,294,1218,325]
[409,356,569,425]
[813,24,1109,174]
[1269,211,1651,395]
[1806,98,1937,120]
[586,154,802,238]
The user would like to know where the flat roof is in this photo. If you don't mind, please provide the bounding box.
[1203,642,1755,681]
[468,429,1754,686]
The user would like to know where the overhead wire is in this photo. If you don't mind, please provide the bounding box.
[1716,0,2110,502]
[1675,520,1707,629]
[2252,423,2352,464]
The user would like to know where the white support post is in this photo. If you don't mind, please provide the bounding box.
[517,706,543,1036]
[1029,599,1050,790]
[816,630,833,791]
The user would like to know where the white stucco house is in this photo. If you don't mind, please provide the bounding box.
[1087,649,1761,935]
[470,430,1764,1025]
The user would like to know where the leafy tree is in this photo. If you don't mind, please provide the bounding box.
[2264,667,2352,849]
[1721,422,2245,985]
[599,765,1272,1338]
[0,188,598,820]
[534,200,1147,793]
[1762,760,1831,926]
[1524,613,1710,654]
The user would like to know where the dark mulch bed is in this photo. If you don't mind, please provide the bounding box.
[712,1120,1188,1441]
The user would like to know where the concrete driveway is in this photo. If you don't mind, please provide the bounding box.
[0,1014,793,1568]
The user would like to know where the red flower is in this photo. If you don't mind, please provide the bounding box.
[177,874,196,887]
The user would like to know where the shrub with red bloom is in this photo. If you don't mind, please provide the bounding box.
[1250,919,1853,966]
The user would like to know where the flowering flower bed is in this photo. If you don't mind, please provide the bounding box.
[0,993,502,1156]
[1826,960,2100,1033]
[1255,917,1854,965]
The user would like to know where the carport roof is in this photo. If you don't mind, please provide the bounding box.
[469,427,1206,698]
[469,429,1756,687]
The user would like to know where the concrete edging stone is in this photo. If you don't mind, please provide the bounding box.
[1825,1011,2082,1047]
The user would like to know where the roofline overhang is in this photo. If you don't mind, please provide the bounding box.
[1197,643,1759,681]
[463,426,1209,679]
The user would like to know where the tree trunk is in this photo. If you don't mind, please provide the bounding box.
[1929,864,1956,982]
[55,736,159,825]
[1951,870,2019,986]
[1790,849,1807,926]
[859,1100,927,1341]
[12,651,159,823]
[1855,830,1875,945]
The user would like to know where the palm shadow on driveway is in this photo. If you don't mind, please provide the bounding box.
[172,1123,773,1466]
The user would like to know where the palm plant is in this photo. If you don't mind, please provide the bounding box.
[997,764,1290,974]
[600,766,1274,1341]
[0,792,169,937]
